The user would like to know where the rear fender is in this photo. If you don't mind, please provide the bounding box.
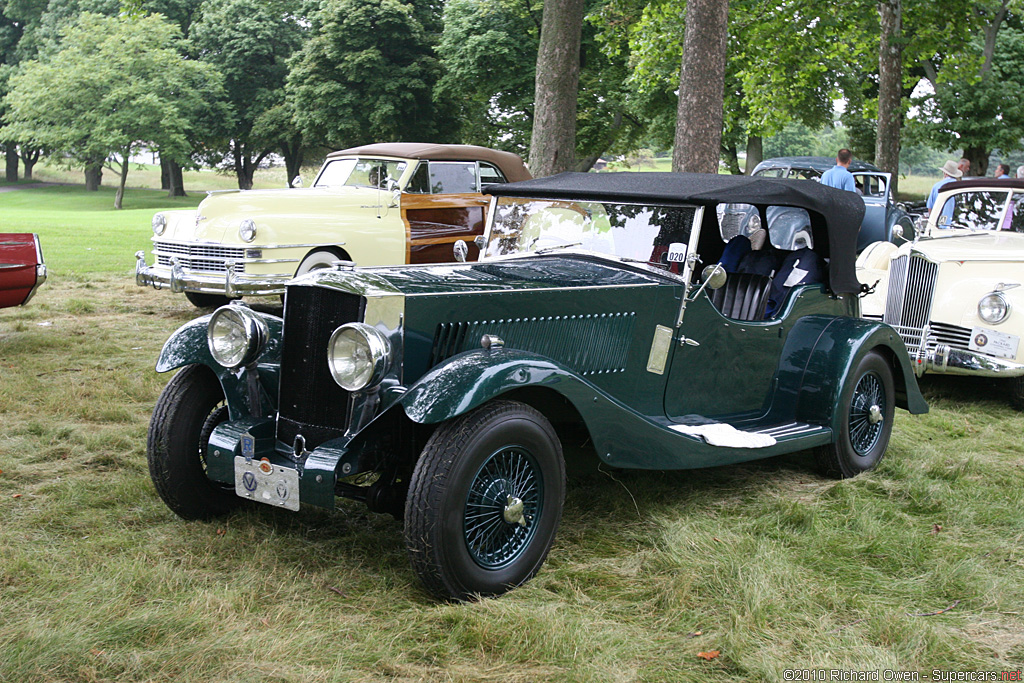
[773,315,928,431]
[155,312,283,420]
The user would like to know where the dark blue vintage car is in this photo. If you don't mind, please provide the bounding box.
[146,172,927,601]
[721,156,916,252]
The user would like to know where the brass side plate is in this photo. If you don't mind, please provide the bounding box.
[646,325,673,375]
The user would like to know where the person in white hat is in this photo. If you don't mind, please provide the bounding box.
[927,160,963,227]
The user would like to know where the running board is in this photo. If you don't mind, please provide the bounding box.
[751,421,829,440]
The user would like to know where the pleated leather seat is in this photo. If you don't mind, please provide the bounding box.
[709,272,772,321]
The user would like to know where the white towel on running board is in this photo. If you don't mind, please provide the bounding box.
[670,422,777,448]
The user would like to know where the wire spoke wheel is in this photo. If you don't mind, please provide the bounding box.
[463,447,543,569]
[848,372,885,456]
[404,400,565,601]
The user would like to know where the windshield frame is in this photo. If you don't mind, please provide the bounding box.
[926,186,1024,235]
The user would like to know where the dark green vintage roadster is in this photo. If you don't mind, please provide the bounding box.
[147,172,927,600]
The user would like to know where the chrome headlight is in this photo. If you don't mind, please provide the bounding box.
[891,224,904,240]
[328,323,391,391]
[979,292,1010,324]
[239,218,257,242]
[207,303,268,369]
[152,213,167,236]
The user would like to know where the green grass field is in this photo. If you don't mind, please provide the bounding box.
[1,186,1022,681]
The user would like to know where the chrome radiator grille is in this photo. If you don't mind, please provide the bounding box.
[429,312,636,375]
[154,242,246,273]
[925,322,972,352]
[883,254,938,353]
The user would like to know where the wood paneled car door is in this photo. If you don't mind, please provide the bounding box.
[401,161,506,263]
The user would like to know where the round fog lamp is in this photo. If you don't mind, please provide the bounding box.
[207,304,268,368]
[152,213,167,236]
[978,292,1009,324]
[328,323,391,391]
[239,218,257,242]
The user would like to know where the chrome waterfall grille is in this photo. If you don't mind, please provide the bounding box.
[277,286,364,451]
[883,254,938,354]
[429,312,637,375]
[154,242,246,273]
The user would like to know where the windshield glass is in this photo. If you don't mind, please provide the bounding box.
[484,197,697,267]
[314,158,408,188]
[935,190,1024,232]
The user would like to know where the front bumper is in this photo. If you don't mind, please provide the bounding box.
[912,343,1024,378]
[135,251,293,297]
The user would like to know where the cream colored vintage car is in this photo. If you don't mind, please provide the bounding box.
[135,143,531,307]
[858,178,1024,407]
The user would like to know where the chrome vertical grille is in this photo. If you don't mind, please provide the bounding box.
[883,253,938,353]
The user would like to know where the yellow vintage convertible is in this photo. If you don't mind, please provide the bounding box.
[135,143,530,307]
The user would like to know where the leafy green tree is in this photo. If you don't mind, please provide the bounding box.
[438,0,643,170]
[3,12,224,207]
[190,0,305,189]
[287,0,454,150]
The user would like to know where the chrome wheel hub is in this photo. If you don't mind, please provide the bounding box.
[868,404,882,425]
[503,495,527,527]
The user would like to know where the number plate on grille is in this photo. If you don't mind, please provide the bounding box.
[234,457,300,511]
[969,326,1020,360]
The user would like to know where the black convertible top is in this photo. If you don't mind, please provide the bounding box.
[486,172,866,294]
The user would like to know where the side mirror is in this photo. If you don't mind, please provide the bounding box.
[474,235,486,250]
[701,263,727,290]
[453,239,469,263]
[936,214,950,229]
[291,175,303,188]
[891,223,904,241]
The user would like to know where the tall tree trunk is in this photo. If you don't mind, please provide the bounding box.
[168,159,186,197]
[876,0,903,198]
[529,0,585,178]
[160,156,171,190]
[723,143,741,174]
[114,152,130,209]
[672,0,730,173]
[233,142,255,190]
[964,146,989,177]
[84,161,103,191]
[5,144,19,182]
[22,148,41,179]
[744,135,762,175]
[282,138,304,187]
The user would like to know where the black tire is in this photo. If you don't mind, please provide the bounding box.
[815,350,896,478]
[147,364,242,520]
[184,291,235,309]
[295,248,349,276]
[404,400,566,601]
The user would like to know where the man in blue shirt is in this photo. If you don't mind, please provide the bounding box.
[819,149,856,192]
[927,160,963,227]
[995,163,1010,179]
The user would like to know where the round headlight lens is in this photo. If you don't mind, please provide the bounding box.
[239,218,257,242]
[978,292,1010,324]
[207,304,268,368]
[328,323,391,391]
[152,213,167,236]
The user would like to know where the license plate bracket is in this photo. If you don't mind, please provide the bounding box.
[234,456,300,511]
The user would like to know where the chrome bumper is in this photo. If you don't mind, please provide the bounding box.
[135,251,292,297]
[913,343,1024,378]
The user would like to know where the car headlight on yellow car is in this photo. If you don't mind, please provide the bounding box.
[239,218,257,242]
[978,292,1010,324]
[152,213,167,236]
[208,303,268,369]
[328,323,391,391]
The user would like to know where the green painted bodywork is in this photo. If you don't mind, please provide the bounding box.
[154,253,928,510]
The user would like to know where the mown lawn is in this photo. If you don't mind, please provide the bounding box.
[0,186,1022,681]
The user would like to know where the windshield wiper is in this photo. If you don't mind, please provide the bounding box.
[533,241,583,254]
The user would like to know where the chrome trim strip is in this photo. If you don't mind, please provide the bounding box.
[152,240,344,250]
[915,345,1024,378]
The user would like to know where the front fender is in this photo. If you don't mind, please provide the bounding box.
[155,311,283,420]
[400,348,593,424]
[774,315,928,431]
